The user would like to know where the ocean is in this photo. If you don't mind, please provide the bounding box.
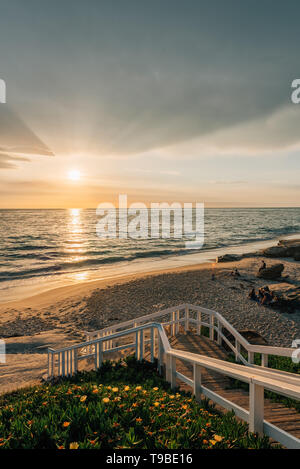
[0,207,299,301]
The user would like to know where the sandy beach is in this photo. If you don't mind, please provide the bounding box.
[0,240,300,395]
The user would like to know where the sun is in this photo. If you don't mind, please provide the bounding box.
[68,169,81,181]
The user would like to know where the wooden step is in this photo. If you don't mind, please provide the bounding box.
[170,332,300,443]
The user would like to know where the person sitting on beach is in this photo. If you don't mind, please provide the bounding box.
[258,287,265,300]
[248,288,257,301]
[230,268,241,278]
[259,260,266,272]
[261,290,273,306]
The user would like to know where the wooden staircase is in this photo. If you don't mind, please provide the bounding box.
[170,332,300,440]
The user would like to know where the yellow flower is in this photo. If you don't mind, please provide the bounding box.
[69,442,79,449]
[112,387,119,393]
[124,386,130,391]
[107,386,112,390]
[214,435,223,442]
[182,405,188,410]
[92,388,99,394]
[153,387,159,391]
[169,395,175,399]
[102,397,110,403]
[135,386,142,391]
[209,439,217,446]
[80,395,87,403]
[154,402,159,407]
[62,421,70,428]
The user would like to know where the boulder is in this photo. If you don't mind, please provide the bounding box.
[264,283,300,313]
[261,246,288,258]
[262,239,300,260]
[256,263,284,279]
[216,254,241,263]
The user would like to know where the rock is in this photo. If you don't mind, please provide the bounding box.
[216,254,241,263]
[262,239,300,260]
[238,330,268,346]
[264,283,300,313]
[256,263,284,279]
[261,246,288,257]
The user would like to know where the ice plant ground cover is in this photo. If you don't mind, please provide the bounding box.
[0,357,279,449]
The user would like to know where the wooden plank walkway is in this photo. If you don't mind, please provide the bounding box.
[169,332,300,441]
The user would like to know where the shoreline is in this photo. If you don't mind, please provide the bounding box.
[0,238,299,394]
[1,232,300,305]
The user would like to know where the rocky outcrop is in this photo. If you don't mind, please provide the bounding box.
[262,239,300,261]
[257,263,284,279]
[216,254,241,263]
[264,283,300,313]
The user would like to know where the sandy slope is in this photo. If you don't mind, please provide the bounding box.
[0,255,299,394]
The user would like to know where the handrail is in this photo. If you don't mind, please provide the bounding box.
[47,304,300,449]
[84,303,295,366]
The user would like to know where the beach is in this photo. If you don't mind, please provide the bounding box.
[0,242,300,394]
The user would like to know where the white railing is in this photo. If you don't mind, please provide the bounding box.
[48,304,300,449]
[84,303,296,369]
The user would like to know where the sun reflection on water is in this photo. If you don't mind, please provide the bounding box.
[66,208,85,256]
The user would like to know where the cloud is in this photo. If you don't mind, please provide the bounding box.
[0,152,30,169]
[0,105,54,168]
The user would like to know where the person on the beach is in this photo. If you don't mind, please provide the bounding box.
[261,290,273,306]
[230,268,241,278]
[259,260,266,272]
[258,287,265,300]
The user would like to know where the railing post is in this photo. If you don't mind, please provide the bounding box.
[94,341,98,369]
[158,335,164,374]
[95,341,103,369]
[172,311,176,337]
[166,354,176,389]
[150,327,154,363]
[74,349,78,374]
[261,354,268,367]
[235,339,241,362]
[69,350,72,376]
[217,319,222,345]
[249,382,264,435]
[175,310,180,335]
[139,330,144,361]
[196,311,201,335]
[135,331,139,360]
[248,351,254,364]
[193,363,202,402]
[62,351,66,377]
[109,329,113,350]
[185,305,189,332]
[209,314,214,340]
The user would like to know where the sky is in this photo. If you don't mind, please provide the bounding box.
[0,0,300,208]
